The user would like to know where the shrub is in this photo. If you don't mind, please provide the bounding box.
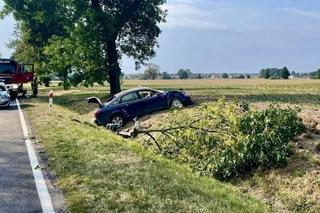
[40,75,52,87]
[156,100,305,180]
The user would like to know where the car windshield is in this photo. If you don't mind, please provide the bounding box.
[0,64,16,74]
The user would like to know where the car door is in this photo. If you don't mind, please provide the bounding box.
[118,92,143,119]
[138,90,168,114]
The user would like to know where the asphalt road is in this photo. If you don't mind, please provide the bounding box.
[0,100,42,213]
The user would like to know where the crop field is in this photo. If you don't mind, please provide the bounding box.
[123,79,320,105]
[23,79,320,212]
[48,78,320,108]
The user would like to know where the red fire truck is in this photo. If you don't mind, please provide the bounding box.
[0,59,34,99]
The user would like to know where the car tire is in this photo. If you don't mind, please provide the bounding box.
[110,114,125,127]
[171,97,183,109]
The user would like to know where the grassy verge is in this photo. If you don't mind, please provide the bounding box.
[23,98,269,212]
[23,79,320,212]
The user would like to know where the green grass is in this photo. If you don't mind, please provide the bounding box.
[23,98,269,212]
[23,79,320,212]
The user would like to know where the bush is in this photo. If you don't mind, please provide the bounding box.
[40,75,52,87]
[156,100,305,180]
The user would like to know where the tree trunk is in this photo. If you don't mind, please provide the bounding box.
[107,39,121,95]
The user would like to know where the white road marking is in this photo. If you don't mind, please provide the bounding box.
[16,99,55,213]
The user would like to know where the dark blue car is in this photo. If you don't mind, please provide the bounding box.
[88,87,193,126]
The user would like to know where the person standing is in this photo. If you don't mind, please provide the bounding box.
[31,77,39,97]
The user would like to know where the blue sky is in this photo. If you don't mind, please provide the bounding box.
[1,0,320,73]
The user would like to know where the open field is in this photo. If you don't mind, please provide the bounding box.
[46,79,320,109]
[22,79,320,212]
[123,79,320,105]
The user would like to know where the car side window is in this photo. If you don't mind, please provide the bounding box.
[120,92,140,103]
[0,85,6,91]
[138,90,155,99]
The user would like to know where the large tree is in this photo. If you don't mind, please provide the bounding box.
[86,0,166,94]
[2,0,167,95]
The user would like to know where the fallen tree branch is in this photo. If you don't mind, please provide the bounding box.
[132,125,235,140]
[146,133,162,151]
[122,118,236,152]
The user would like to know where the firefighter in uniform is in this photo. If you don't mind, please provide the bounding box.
[31,76,39,97]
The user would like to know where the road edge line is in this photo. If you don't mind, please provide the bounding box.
[16,99,55,213]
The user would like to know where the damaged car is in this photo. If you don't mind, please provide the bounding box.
[87,87,193,127]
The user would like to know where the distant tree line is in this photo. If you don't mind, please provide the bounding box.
[135,64,256,80]
[144,64,195,80]
[135,64,320,80]
[309,69,320,79]
[260,67,290,79]
[177,68,192,79]
[221,73,251,79]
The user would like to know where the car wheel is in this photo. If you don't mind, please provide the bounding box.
[171,98,183,109]
[111,114,125,127]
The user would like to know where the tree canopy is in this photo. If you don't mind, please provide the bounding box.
[177,68,192,79]
[280,67,290,79]
[260,67,291,79]
[161,71,171,79]
[309,69,320,79]
[221,73,228,79]
[1,0,167,94]
[144,63,160,80]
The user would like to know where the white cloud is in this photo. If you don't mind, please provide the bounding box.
[161,3,226,30]
[282,8,320,20]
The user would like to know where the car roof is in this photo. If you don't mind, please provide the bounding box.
[114,87,155,98]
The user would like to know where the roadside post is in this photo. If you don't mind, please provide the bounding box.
[48,90,53,111]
